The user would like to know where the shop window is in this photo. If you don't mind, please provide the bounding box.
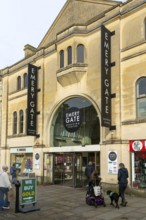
[23,73,28,88]
[52,97,100,147]
[17,76,21,90]
[11,154,33,174]
[133,152,146,189]
[136,77,146,118]
[77,44,84,63]
[67,46,72,65]
[19,110,24,133]
[13,111,17,134]
[60,50,64,68]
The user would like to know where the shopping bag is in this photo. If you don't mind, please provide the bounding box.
[93,186,101,196]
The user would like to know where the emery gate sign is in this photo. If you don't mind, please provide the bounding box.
[27,64,38,136]
[101,25,112,128]
[63,107,82,132]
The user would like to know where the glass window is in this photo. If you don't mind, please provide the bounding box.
[77,44,84,63]
[23,73,28,88]
[17,76,21,90]
[60,50,64,68]
[52,97,100,146]
[19,110,24,133]
[137,77,146,118]
[13,111,17,134]
[132,152,146,189]
[67,46,72,65]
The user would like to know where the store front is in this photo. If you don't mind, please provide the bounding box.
[43,148,100,187]
[44,96,100,187]
[130,140,146,189]
[10,147,33,175]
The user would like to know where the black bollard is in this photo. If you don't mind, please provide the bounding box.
[15,180,21,213]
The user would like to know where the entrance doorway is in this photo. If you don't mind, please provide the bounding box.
[44,152,100,187]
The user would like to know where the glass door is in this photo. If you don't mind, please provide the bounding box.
[54,153,64,184]
[44,153,53,184]
[75,153,85,187]
[63,154,73,186]
[53,153,74,186]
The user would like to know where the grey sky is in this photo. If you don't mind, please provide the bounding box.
[0,0,125,69]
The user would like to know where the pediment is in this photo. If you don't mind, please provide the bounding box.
[38,0,120,49]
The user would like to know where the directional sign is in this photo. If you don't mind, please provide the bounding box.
[20,178,37,205]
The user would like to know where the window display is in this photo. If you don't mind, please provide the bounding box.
[10,153,33,174]
[129,140,146,189]
[133,153,146,189]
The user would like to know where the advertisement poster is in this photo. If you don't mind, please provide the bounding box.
[20,178,37,205]
[34,153,40,170]
[108,151,118,174]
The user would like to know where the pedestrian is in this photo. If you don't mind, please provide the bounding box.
[10,163,17,184]
[85,161,94,185]
[0,165,12,211]
[118,163,129,206]
[90,170,101,186]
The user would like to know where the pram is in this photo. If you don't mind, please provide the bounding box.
[86,175,106,208]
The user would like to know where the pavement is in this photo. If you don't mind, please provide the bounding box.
[0,184,146,220]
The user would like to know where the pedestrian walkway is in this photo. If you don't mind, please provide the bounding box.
[0,185,146,220]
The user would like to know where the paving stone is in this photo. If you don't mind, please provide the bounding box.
[0,185,146,220]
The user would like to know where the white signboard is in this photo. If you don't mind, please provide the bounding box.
[34,153,40,170]
[108,151,118,174]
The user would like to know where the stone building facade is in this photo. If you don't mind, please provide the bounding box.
[0,0,146,189]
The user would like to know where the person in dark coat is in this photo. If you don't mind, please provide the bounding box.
[10,163,17,184]
[118,163,129,206]
[85,161,94,184]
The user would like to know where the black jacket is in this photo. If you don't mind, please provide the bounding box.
[118,167,128,184]
[85,165,94,178]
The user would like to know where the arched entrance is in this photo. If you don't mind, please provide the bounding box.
[44,97,100,187]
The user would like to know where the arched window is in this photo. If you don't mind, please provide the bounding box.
[52,97,100,147]
[17,76,21,90]
[77,44,84,63]
[13,111,17,134]
[60,50,64,68]
[137,77,146,118]
[67,46,72,65]
[23,73,28,88]
[19,110,24,133]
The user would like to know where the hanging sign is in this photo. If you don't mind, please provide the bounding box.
[63,107,82,132]
[27,64,38,136]
[101,25,112,128]
[129,140,146,152]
